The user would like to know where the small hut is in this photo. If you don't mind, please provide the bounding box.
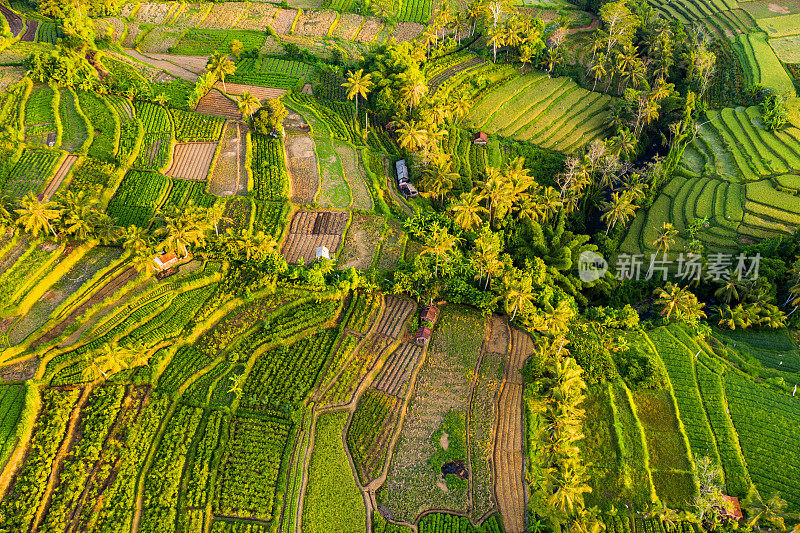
[415,326,432,346]
[420,305,440,325]
[718,495,743,521]
[152,251,180,272]
[316,246,330,260]
[473,132,488,145]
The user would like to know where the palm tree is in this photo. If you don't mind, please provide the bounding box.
[398,72,427,114]
[421,224,460,277]
[714,279,743,305]
[599,190,636,235]
[227,373,245,399]
[205,202,231,236]
[395,120,428,152]
[238,90,261,120]
[589,54,608,91]
[207,51,236,93]
[15,193,61,238]
[652,222,679,257]
[154,92,168,106]
[539,186,563,223]
[342,69,373,130]
[744,492,789,530]
[503,273,534,321]
[451,191,488,232]
[161,212,206,257]
[654,282,706,321]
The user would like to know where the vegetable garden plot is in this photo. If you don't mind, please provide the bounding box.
[397,0,431,23]
[331,13,363,40]
[165,142,218,181]
[196,88,241,120]
[281,210,349,264]
[23,84,56,143]
[77,90,120,161]
[215,412,292,522]
[0,149,61,198]
[334,142,372,210]
[373,341,423,399]
[214,81,286,100]
[375,220,406,271]
[59,88,88,153]
[285,130,319,203]
[417,513,504,533]
[209,120,247,196]
[139,26,187,53]
[392,22,424,42]
[41,154,77,199]
[132,2,177,24]
[173,29,266,55]
[107,170,171,227]
[95,17,125,41]
[0,384,25,464]
[354,16,383,42]
[302,412,366,533]
[380,306,486,523]
[252,133,290,201]
[134,101,173,170]
[171,108,225,142]
[172,3,212,27]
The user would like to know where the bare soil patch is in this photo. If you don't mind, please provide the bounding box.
[271,8,299,34]
[334,142,372,211]
[20,20,37,42]
[281,210,349,264]
[0,5,22,37]
[237,3,278,30]
[0,356,39,381]
[485,315,510,355]
[145,54,209,75]
[42,155,78,200]
[125,49,197,81]
[286,133,319,204]
[769,2,791,13]
[373,342,423,397]
[196,88,241,119]
[354,17,383,43]
[208,121,247,195]
[165,142,217,181]
[375,295,415,339]
[216,81,286,100]
[332,13,362,40]
[375,220,405,272]
[338,212,385,270]
[293,9,337,38]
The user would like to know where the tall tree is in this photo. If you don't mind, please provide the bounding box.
[237,90,261,120]
[207,51,236,93]
[15,193,61,238]
[342,69,374,130]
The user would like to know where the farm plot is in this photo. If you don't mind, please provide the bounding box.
[286,132,319,204]
[392,22,424,42]
[373,342,424,398]
[354,17,384,42]
[236,2,279,30]
[214,412,292,522]
[737,33,796,94]
[397,0,431,23]
[347,387,400,484]
[134,101,173,171]
[252,133,290,201]
[172,2,212,26]
[755,12,800,36]
[465,72,612,153]
[59,88,88,153]
[270,8,299,34]
[130,2,177,24]
[24,85,57,144]
[380,306,486,523]
[335,142,373,210]
[209,120,247,195]
[375,295,416,339]
[769,34,800,62]
[214,81,286,100]
[41,154,77,199]
[106,170,171,227]
[332,13,363,40]
[375,220,406,272]
[139,26,187,53]
[165,142,217,181]
[293,9,337,38]
[281,210,349,264]
[338,213,385,270]
[303,412,366,533]
[0,384,25,464]
[95,17,125,42]
[172,29,266,55]
[171,108,225,141]
[724,370,800,509]
[77,90,120,161]
[198,2,246,28]
[196,88,241,119]
[0,149,62,198]
[494,326,531,533]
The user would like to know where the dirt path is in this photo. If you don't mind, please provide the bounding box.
[0,5,22,37]
[42,155,78,200]
[382,156,413,217]
[30,386,91,531]
[493,327,533,533]
[124,49,198,81]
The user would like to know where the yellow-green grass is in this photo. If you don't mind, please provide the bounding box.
[466,72,610,153]
[756,12,800,36]
[776,173,800,189]
[746,178,800,212]
[740,0,800,18]
[769,34,800,62]
[748,32,797,94]
[745,200,800,225]
[715,109,771,176]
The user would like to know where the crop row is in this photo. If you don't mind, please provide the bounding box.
[1,149,61,198]
[252,201,288,238]
[0,384,25,461]
[397,0,430,23]
[241,328,337,410]
[107,170,170,227]
[77,90,120,161]
[211,519,270,532]
[184,411,227,508]
[0,388,79,531]
[215,413,292,521]
[252,133,290,201]
[724,371,800,508]
[605,515,699,533]
[163,178,216,210]
[127,284,217,348]
[40,385,125,531]
[171,108,224,142]
[157,346,217,395]
[135,101,172,134]
[182,361,231,408]
[417,513,504,532]
[345,291,382,334]
[141,405,204,533]
[346,387,397,483]
[24,85,56,129]
[228,71,300,89]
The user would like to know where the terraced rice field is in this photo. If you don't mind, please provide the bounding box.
[165,142,217,181]
[647,0,754,40]
[464,71,613,153]
[281,210,350,264]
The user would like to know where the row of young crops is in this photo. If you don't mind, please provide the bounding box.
[464,72,613,154]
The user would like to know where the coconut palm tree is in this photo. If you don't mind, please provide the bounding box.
[654,282,706,321]
[652,222,679,257]
[205,202,231,236]
[421,224,460,277]
[395,120,428,152]
[398,72,427,114]
[15,193,61,238]
[451,191,488,232]
[342,69,373,129]
[503,273,534,321]
[589,54,608,91]
[714,279,743,305]
[238,90,261,120]
[744,492,789,530]
[207,51,236,93]
[599,190,636,235]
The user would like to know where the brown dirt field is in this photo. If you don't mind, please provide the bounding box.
[20,20,37,42]
[216,81,286,100]
[372,342,423,397]
[236,2,279,30]
[281,210,349,264]
[337,213,385,270]
[292,9,337,38]
[332,13,362,40]
[485,315,510,355]
[493,328,534,533]
[271,8,299,34]
[374,295,415,339]
[172,3,211,27]
[0,356,39,381]
[165,142,217,181]
[208,120,247,196]
[196,88,241,119]
[0,5,22,37]
[133,2,175,24]
[286,133,318,204]
[145,53,209,75]
[125,49,197,81]
[198,2,245,28]
[42,155,78,200]
[97,18,125,41]
[334,142,372,211]
[391,22,423,42]
[354,17,383,43]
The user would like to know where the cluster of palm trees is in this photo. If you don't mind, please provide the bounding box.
[81,341,149,383]
[0,191,123,243]
[715,278,787,330]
